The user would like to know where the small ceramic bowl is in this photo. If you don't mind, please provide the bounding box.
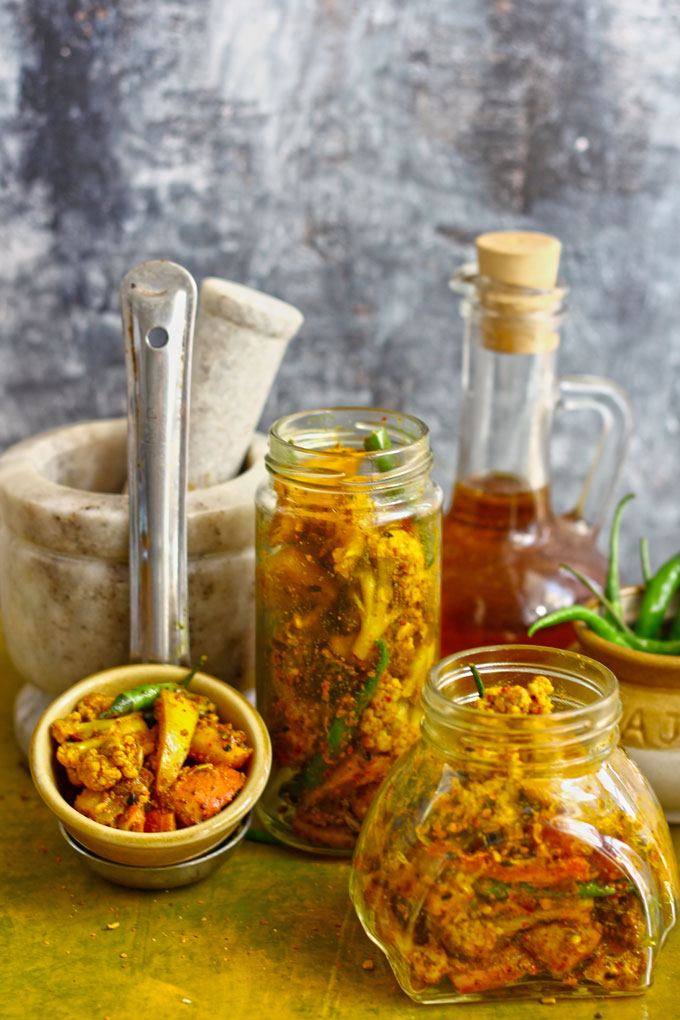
[30,664,272,866]
[574,586,680,822]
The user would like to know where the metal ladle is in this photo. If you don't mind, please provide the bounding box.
[14,261,197,752]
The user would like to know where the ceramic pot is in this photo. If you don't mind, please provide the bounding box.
[574,585,680,821]
[0,418,266,697]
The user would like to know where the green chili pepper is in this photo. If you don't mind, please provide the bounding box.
[618,632,680,656]
[476,878,509,901]
[363,426,397,472]
[559,563,632,635]
[528,606,680,655]
[635,552,680,639]
[604,493,634,625]
[415,517,437,569]
[299,753,327,791]
[640,537,651,586]
[478,878,629,900]
[294,640,390,792]
[528,607,631,646]
[180,654,207,688]
[328,639,390,751]
[100,660,202,718]
[577,880,622,898]
[100,682,179,718]
[469,663,485,699]
[530,490,680,656]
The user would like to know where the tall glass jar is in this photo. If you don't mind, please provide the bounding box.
[441,232,633,653]
[255,408,442,854]
[351,645,679,1004]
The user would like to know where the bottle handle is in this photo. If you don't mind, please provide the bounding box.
[556,375,634,534]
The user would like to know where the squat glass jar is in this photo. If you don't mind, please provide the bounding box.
[350,645,679,1003]
[255,408,442,854]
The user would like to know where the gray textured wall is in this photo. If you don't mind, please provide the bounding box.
[1,0,679,575]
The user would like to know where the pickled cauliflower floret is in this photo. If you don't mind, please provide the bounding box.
[54,714,155,791]
[359,671,419,757]
[380,527,426,576]
[476,674,554,716]
[50,694,117,742]
[351,526,429,660]
[74,693,115,721]
[50,713,86,745]
[388,617,436,695]
[332,530,367,578]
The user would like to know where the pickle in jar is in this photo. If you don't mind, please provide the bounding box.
[255,414,442,853]
[351,653,679,1002]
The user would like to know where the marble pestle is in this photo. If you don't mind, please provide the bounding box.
[189,278,303,488]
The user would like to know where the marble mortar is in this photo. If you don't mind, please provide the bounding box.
[0,417,266,697]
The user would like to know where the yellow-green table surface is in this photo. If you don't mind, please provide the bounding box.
[2,630,679,1020]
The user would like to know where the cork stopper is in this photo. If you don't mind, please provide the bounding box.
[474,231,563,354]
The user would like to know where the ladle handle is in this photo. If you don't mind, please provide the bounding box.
[120,260,197,666]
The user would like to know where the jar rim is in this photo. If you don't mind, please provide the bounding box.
[423,645,621,746]
[266,406,433,489]
[450,263,568,335]
[450,263,569,304]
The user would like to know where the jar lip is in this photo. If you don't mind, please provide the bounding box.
[266,406,433,488]
[450,264,568,336]
[450,263,570,305]
[424,645,620,736]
